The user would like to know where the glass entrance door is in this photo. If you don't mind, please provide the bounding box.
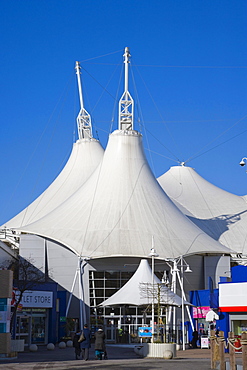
[16,315,31,346]
[105,318,118,343]
[31,315,47,344]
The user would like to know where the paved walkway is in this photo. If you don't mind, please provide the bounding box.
[0,344,243,369]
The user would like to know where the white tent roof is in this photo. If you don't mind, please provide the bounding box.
[100,259,191,307]
[158,165,247,254]
[4,138,104,228]
[17,130,232,259]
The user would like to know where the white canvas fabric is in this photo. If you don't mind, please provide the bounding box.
[158,165,247,254]
[100,259,191,307]
[4,138,104,228]
[17,130,232,259]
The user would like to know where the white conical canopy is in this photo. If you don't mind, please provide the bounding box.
[3,60,104,229]
[158,165,247,254]
[4,138,104,228]
[100,259,191,307]
[17,130,232,259]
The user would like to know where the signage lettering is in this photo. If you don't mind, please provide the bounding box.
[16,291,53,308]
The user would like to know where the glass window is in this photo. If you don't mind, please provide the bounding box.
[90,271,104,279]
[105,280,120,288]
[105,289,118,297]
[91,280,104,288]
[105,271,120,279]
[90,288,104,298]
[32,316,46,344]
[232,320,247,335]
[16,316,31,346]
[120,271,133,280]
[88,269,138,307]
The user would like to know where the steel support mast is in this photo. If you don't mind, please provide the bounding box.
[75,61,92,140]
[118,47,134,131]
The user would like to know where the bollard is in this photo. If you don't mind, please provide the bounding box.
[210,330,217,369]
[241,332,247,370]
[218,331,225,370]
[228,332,236,370]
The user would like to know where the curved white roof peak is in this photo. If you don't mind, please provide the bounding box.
[18,132,232,259]
[158,165,247,254]
[4,138,104,228]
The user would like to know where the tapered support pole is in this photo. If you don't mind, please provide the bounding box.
[118,47,134,131]
[148,240,159,344]
[75,61,92,139]
[172,261,177,342]
[151,253,154,343]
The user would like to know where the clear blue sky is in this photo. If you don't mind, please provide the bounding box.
[1,0,247,225]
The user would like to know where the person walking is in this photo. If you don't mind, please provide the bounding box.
[73,329,81,360]
[94,326,106,360]
[81,324,91,361]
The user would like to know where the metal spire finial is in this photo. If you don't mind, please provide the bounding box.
[75,61,92,140]
[118,47,134,131]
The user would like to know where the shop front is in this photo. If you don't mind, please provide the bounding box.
[15,290,53,346]
[189,288,223,345]
[219,281,247,340]
[192,306,212,335]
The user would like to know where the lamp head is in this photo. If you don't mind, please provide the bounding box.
[185,265,192,273]
[148,248,159,258]
[240,159,246,166]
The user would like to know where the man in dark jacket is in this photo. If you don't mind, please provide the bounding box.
[81,324,91,361]
[191,329,199,348]
[94,326,106,360]
[73,330,81,360]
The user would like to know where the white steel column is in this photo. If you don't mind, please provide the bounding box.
[66,258,80,317]
[79,258,84,329]
[172,260,177,337]
[148,237,159,343]
[151,251,155,343]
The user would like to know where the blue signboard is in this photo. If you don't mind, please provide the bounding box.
[138,327,152,337]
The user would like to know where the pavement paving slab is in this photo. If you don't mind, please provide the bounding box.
[0,344,242,370]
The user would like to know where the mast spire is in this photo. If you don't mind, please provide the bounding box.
[118,47,134,131]
[75,61,92,140]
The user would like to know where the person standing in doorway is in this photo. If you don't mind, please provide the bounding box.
[81,324,91,361]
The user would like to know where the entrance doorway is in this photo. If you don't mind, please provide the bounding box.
[16,315,31,346]
[31,315,46,344]
[105,318,118,343]
[16,310,48,346]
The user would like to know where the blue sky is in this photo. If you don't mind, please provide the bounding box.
[1,0,247,225]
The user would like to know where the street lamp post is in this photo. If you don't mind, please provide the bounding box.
[148,240,159,343]
[166,256,193,350]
